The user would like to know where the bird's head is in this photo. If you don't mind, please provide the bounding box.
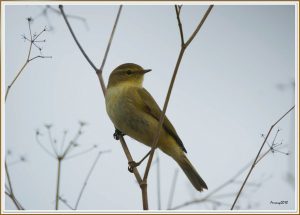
[107,63,151,88]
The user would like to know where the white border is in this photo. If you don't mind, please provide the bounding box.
[1,1,299,214]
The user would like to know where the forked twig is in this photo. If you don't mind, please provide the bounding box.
[5,18,51,102]
[36,122,99,210]
[59,5,98,72]
[174,5,184,47]
[5,18,51,210]
[172,127,288,210]
[5,161,24,210]
[59,4,213,210]
[143,3,214,188]
[58,4,151,209]
[230,106,295,210]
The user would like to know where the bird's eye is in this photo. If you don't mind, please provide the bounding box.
[126,70,133,75]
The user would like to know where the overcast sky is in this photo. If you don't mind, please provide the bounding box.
[3,2,297,212]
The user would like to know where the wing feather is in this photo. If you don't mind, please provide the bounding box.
[137,88,187,153]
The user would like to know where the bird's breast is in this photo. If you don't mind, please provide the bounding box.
[105,86,150,140]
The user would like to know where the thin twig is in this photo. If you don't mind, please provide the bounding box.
[35,132,57,158]
[55,158,62,210]
[5,162,24,210]
[171,147,272,210]
[5,61,29,101]
[5,19,50,210]
[143,4,214,184]
[47,5,87,23]
[60,130,68,155]
[74,151,107,209]
[156,153,161,210]
[5,184,11,192]
[167,168,179,209]
[62,126,82,158]
[59,197,75,210]
[143,47,185,181]
[59,4,150,209]
[6,18,50,101]
[97,5,123,96]
[185,5,214,48]
[64,146,101,160]
[59,4,214,210]
[47,127,59,156]
[7,159,26,166]
[230,105,295,210]
[28,55,52,62]
[118,136,146,209]
[59,5,98,72]
[5,192,24,210]
[174,5,184,47]
[98,5,122,72]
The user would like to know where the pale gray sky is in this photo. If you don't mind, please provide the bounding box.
[3,3,297,211]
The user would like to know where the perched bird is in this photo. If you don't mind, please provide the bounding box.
[105,63,207,191]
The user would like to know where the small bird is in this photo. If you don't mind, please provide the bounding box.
[105,63,207,191]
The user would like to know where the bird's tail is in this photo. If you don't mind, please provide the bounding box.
[176,154,208,192]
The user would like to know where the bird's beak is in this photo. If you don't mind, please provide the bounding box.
[141,69,151,74]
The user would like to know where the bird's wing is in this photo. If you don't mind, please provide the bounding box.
[137,88,187,153]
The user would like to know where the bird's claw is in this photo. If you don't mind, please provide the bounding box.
[128,161,139,173]
[113,129,125,140]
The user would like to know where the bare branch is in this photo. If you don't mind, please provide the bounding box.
[171,148,271,210]
[230,105,295,210]
[185,5,214,47]
[156,153,161,210]
[62,125,83,158]
[55,158,62,210]
[174,5,184,47]
[32,27,47,41]
[58,5,98,72]
[59,4,150,209]
[167,168,179,209]
[60,130,68,155]
[74,151,105,209]
[64,146,103,160]
[98,5,122,73]
[97,5,123,96]
[47,5,87,23]
[5,162,24,210]
[143,5,214,184]
[46,125,59,156]
[5,61,29,101]
[35,130,57,158]
[28,54,52,62]
[5,19,50,102]
[59,197,74,210]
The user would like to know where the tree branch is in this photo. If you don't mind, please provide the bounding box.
[6,18,50,102]
[59,5,98,72]
[230,105,295,210]
[59,4,151,209]
[74,150,105,209]
[167,168,179,209]
[174,5,184,47]
[143,4,214,186]
[5,162,24,210]
[185,5,214,47]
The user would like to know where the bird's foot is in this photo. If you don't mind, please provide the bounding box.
[127,150,152,173]
[128,161,140,173]
[113,129,125,140]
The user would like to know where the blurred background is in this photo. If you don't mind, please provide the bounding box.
[3,3,297,211]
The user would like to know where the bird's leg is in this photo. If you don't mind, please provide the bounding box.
[128,150,152,173]
[113,128,125,140]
